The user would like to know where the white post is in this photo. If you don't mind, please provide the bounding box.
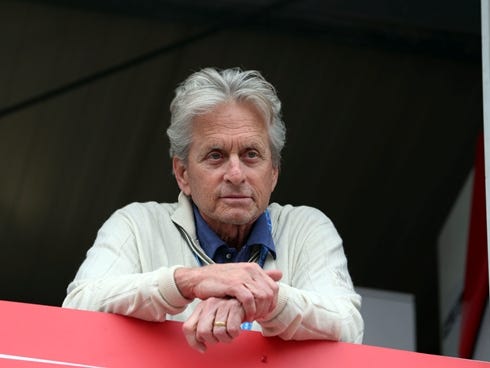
[482,0,490,294]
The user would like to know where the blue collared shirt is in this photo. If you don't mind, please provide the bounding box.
[192,205,276,264]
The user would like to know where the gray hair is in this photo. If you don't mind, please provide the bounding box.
[167,67,286,168]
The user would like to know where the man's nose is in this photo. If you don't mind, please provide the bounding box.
[224,156,245,184]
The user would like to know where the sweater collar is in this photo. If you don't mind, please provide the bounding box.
[171,192,276,261]
[192,204,276,261]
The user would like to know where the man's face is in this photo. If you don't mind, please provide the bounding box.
[173,101,278,230]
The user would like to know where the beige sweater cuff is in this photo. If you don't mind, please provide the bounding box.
[157,265,193,309]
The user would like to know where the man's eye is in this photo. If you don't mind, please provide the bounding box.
[208,152,222,160]
[246,151,259,159]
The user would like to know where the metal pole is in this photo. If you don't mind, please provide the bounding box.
[482,0,490,295]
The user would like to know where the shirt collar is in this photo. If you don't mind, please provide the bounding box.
[192,205,276,260]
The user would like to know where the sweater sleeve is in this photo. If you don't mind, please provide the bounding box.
[62,206,192,321]
[257,206,364,343]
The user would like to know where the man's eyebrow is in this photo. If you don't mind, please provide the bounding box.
[199,139,267,152]
[196,143,224,157]
[243,141,267,151]
[202,143,223,151]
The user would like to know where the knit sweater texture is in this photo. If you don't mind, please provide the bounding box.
[63,193,364,343]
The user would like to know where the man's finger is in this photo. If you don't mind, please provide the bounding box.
[230,286,256,321]
[265,269,283,281]
[182,306,207,352]
[213,306,233,343]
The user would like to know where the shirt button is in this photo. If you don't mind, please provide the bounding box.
[225,253,232,260]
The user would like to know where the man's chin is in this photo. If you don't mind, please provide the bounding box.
[219,210,257,226]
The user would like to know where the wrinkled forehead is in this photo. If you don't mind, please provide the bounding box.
[189,102,272,152]
[191,101,269,135]
[192,98,271,126]
[191,100,269,130]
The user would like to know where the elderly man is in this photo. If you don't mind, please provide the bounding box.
[63,67,363,352]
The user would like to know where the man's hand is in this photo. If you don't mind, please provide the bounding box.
[183,297,245,352]
[175,263,282,321]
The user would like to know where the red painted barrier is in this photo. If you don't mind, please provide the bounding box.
[0,300,488,368]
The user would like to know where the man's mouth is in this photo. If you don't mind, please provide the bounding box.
[220,195,252,204]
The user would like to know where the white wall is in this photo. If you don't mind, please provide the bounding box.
[357,287,416,351]
[473,303,490,361]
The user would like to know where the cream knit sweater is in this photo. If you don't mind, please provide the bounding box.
[63,193,363,343]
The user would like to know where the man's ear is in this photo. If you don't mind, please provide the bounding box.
[173,157,191,196]
[271,166,279,192]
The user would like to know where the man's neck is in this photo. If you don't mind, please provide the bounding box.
[213,223,253,250]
